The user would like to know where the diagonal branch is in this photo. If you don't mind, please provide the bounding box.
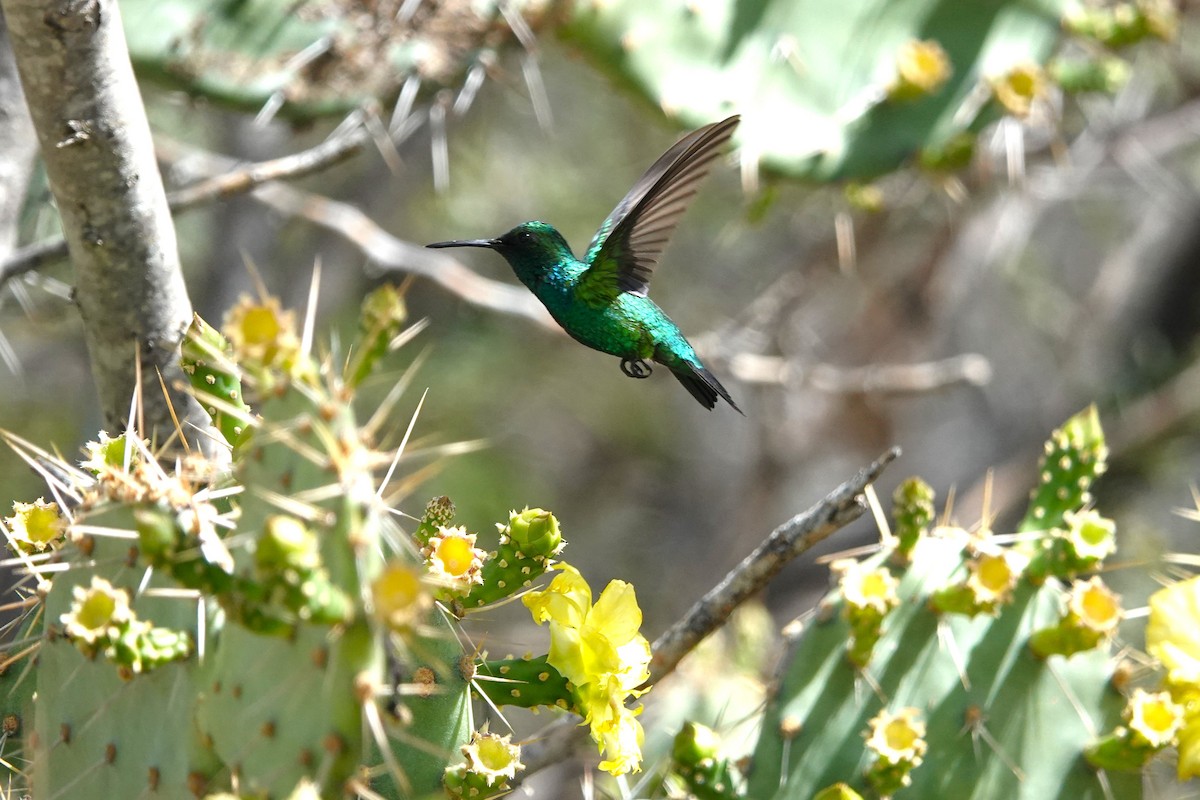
[515,447,900,780]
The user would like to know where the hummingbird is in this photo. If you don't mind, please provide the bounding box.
[427,115,743,414]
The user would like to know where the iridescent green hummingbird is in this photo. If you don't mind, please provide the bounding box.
[427,115,743,414]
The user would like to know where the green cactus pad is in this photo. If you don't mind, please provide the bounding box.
[1019,404,1107,534]
[464,508,563,609]
[747,534,1138,799]
[475,654,572,712]
[347,285,408,390]
[182,314,253,447]
[195,620,380,797]
[31,504,224,797]
[384,609,473,796]
[563,0,1068,180]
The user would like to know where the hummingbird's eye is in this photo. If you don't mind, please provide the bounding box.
[518,231,534,243]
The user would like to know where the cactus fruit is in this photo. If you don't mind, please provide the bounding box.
[890,477,934,562]
[745,407,1142,799]
[668,721,743,800]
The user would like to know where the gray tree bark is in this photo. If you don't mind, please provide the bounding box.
[0,0,217,452]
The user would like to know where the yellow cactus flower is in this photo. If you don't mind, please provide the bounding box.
[1126,688,1183,749]
[80,431,145,474]
[966,542,1026,606]
[461,731,524,786]
[223,295,300,369]
[61,577,132,646]
[1068,576,1122,636]
[1062,509,1117,562]
[1147,576,1200,689]
[598,706,645,776]
[992,63,1047,118]
[865,707,928,765]
[835,560,899,618]
[523,563,651,775]
[1146,575,1200,779]
[4,498,66,554]
[425,526,486,595]
[891,39,952,101]
[371,562,433,631]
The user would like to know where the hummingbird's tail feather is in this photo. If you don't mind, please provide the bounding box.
[671,362,744,415]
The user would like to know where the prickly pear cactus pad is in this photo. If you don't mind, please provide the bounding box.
[0,281,666,796]
[563,0,1069,179]
[0,284,529,798]
[746,407,1142,799]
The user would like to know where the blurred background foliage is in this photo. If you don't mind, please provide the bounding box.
[3,0,1200,793]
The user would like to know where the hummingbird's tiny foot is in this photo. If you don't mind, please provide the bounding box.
[620,358,653,379]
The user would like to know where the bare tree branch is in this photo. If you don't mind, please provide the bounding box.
[728,352,992,393]
[162,126,370,212]
[250,183,558,331]
[165,132,556,328]
[0,124,375,287]
[516,447,900,780]
[1,0,214,449]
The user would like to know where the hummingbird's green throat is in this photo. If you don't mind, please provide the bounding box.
[428,116,742,414]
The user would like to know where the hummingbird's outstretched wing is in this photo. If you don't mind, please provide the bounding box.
[578,115,739,303]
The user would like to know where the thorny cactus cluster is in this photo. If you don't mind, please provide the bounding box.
[3,303,1200,800]
[0,285,654,798]
[665,406,1200,799]
[121,0,556,122]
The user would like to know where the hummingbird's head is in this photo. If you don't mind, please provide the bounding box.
[426,221,573,266]
[489,221,573,261]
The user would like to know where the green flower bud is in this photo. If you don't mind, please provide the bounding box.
[256,516,320,572]
[505,507,562,557]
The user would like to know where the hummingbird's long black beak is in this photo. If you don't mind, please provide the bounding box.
[426,238,497,249]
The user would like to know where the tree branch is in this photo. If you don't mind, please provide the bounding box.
[727,352,993,394]
[164,132,557,329]
[1,0,214,449]
[516,447,900,779]
[0,122,374,288]
[250,182,558,331]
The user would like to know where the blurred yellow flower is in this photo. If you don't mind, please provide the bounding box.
[1147,576,1200,779]
[1148,576,1200,688]
[891,39,952,101]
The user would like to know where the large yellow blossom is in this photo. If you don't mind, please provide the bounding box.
[1146,575,1200,779]
[524,563,651,775]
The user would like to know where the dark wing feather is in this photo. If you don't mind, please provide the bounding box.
[578,115,739,303]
